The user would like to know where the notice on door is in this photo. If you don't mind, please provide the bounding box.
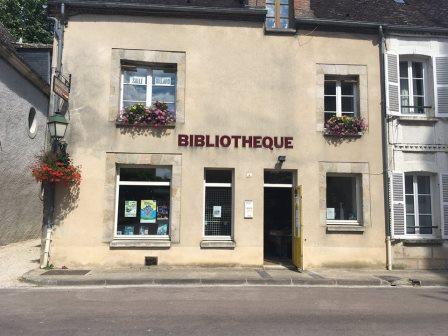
[244,200,253,219]
[213,206,222,218]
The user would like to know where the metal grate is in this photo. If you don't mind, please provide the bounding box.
[205,187,232,236]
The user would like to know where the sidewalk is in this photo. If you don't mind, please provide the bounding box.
[21,266,448,287]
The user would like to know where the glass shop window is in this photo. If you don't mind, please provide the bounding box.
[326,175,361,223]
[204,170,233,238]
[115,167,171,238]
[121,64,177,113]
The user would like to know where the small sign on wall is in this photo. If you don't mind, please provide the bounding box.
[155,77,172,86]
[244,200,254,219]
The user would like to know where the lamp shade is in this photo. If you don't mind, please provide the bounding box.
[47,113,68,139]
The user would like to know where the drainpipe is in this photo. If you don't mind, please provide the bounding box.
[379,25,393,271]
[41,3,65,269]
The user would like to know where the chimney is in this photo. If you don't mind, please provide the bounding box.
[294,0,314,17]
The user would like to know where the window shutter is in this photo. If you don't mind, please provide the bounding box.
[390,172,406,238]
[385,53,400,115]
[439,173,448,239]
[434,56,448,117]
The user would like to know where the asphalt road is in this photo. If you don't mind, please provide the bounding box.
[0,286,447,336]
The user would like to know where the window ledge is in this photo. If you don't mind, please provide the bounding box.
[323,131,363,138]
[115,121,176,129]
[110,239,171,248]
[264,27,297,35]
[200,240,236,249]
[326,225,365,233]
[396,116,438,123]
[399,238,444,246]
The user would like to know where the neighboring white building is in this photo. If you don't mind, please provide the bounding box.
[385,34,448,269]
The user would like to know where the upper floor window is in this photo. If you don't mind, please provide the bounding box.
[399,59,427,114]
[324,76,359,123]
[266,0,290,29]
[121,65,177,113]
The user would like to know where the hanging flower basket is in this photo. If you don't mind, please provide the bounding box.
[116,101,176,127]
[324,116,368,137]
[31,149,81,186]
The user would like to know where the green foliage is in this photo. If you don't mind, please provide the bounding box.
[0,0,52,44]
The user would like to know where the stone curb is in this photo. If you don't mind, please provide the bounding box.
[20,270,448,287]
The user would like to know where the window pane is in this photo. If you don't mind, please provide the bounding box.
[419,215,432,234]
[412,62,423,78]
[400,79,409,96]
[417,176,430,194]
[264,171,293,184]
[279,5,289,17]
[204,187,232,236]
[117,185,170,236]
[123,67,148,84]
[341,82,354,95]
[324,82,336,95]
[152,69,176,86]
[418,195,432,214]
[413,79,424,96]
[326,176,358,221]
[152,86,176,104]
[279,19,289,28]
[406,215,415,234]
[414,96,425,113]
[341,97,355,112]
[123,85,146,102]
[279,0,289,4]
[324,96,336,112]
[399,61,408,78]
[120,168,171,182]
[406,195,414,214]
[405,175,413,194]
[266,18,275,28]
[266,4,275,17]
[205,170,232,183]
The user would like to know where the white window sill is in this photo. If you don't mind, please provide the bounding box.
[110,239,171,248]
[200,240,236,249]
[398,238,444,246]
[395,115,438,123]
[326,220,364,233]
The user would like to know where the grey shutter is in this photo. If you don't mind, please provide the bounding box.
[434,56,448,117]
[385,53,400,115]
[390,172,406,237]
[440,173,448,239]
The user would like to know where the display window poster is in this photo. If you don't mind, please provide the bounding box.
[154,77,172,86]
[141,200,157,223]
[157,205,169,219]
[157,223,168,235]
[124,200,137,217]
[213,206,222,218]
[124,226,134,235]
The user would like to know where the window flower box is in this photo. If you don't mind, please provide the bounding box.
[324,116,367,137]
[116,102,176,127]
[31,148,81,186]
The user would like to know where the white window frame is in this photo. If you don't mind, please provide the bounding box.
[324,77,359,120]
[404,173,436,237]
[120,66,176,110]
[399,57,429,115]
[326,173,362,226]
[203,170,233,241]
[114,166,171,240]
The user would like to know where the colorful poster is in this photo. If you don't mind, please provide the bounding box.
[124,200,137,217]
[157,223,168,235]
[141,200,157,223]
[157,205,169,219]
[213,206,222,218]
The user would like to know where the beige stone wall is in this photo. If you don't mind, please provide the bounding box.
[50,15,386,268]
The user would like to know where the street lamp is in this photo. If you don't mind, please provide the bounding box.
[47,113,69,139]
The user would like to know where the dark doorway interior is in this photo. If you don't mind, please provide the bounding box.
[264,187,292,263]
